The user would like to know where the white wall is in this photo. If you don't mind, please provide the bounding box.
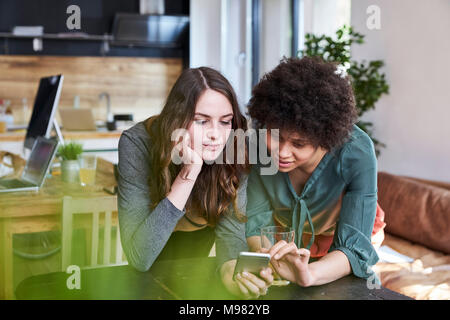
[190,0,251,113]
[190,0,221,70]
[259,0,292,75]
[190,0,293,108]
[312,0,351,36]
[351,0,450,182]
[220,0,252,110]
[301,0,351,46]
[190,0,293,79]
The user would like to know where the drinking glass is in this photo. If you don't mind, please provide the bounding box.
[261,226,295,286]
[79,154,97,186]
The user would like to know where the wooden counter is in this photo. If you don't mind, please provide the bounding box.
[0,158,118,300]
[0,158,117,219]
[0,129,124,163]
[0,55,182,122]
[0,130,123,142]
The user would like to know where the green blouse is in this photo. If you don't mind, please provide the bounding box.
[246,125,379,279]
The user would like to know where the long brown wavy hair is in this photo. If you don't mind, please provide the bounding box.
[144,67,250,226]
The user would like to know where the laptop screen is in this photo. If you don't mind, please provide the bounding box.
[22,137,58,186]
[24,75,64,150]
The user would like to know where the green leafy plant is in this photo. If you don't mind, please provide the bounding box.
[57,142,83,161]
[300,25,389,156]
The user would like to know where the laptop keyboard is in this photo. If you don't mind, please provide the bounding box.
[0,179,35,189]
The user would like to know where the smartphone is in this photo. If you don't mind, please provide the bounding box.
[233,252,271,280]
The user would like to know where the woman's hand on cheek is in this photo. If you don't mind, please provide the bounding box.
[173,132,203,179]
[182,133,203,165]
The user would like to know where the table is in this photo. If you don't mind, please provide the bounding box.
[0,158,117,299]
[14,257,412,300]
[0,131,122,164]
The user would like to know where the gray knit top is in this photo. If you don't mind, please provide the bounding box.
[117,121,249,272]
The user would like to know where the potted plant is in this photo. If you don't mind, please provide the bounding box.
[58,142,83,183]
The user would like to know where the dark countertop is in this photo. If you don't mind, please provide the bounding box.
[15,257,412,300]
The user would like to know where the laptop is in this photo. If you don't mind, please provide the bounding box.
[59,108,97,131]
[24,74,64,150]
[0,137,59,193]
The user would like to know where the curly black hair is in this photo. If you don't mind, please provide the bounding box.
[247,56,357,150]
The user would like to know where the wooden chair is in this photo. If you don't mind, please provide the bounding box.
[61,196,127,271]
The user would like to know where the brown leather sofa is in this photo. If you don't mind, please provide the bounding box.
[374,172,450,299]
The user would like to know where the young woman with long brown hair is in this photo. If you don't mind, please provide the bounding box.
[117,67,273,298]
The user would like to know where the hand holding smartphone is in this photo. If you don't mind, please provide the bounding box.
[233,251,271,280]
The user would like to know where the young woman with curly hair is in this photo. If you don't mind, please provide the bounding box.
[242,56,386,289]
[118,67,273,298]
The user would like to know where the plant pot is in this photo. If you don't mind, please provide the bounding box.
[61,160,80,183]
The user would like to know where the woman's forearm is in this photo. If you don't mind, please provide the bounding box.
[121,197,185,271]
[120,167,200,272]
[247,236,261,252]
[167,165,201,211]
[120,163,201,271]
[308,250,351,286]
